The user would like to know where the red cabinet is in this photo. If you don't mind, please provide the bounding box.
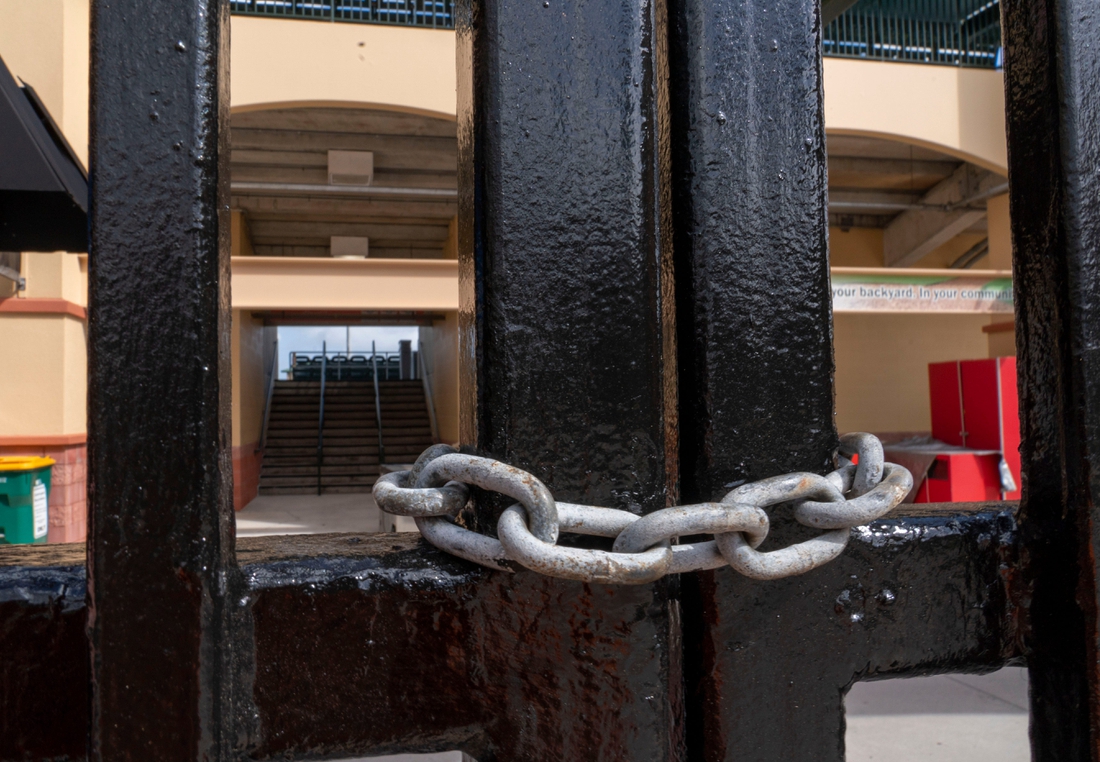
[923,357,1021,501]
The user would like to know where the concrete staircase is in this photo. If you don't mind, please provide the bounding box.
[258,380,435,495]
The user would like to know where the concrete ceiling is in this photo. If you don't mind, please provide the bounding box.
[228,111,1001,268]
[230,107,457,259]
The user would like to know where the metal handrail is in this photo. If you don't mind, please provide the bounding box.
[316,343,327,496]
[418,340,440,443]
[229,0,454,30]
[258,341,279,450]
[824,0,1001,69]
[371,341,386,466]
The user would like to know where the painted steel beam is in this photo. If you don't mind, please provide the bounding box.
[87,2,239,760]
[883,164,1001,267]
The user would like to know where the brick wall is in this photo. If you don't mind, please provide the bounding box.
[233,445,263,511]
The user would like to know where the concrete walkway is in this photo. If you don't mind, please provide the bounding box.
[847,668,1029,761]
[235,495,1031,762]
[236,493,382,536]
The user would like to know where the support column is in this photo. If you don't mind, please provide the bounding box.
[87,3,237,760]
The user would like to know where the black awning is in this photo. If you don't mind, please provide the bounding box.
[0,54,88,252]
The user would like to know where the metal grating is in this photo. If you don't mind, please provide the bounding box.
[229,0,454,29]
[824,0,1002,68]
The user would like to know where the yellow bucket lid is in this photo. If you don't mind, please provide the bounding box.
[0,456,56,472]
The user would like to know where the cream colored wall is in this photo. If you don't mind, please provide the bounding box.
[984,193,1015,356]
[0,0,90,167]
[420,311,459,444]
[231,257,459,311]
[230,16,457,118]
[0,254,87,438]
[231,210,255,258]
[231,310,268,448]
[830,228,883,267]
[831,227,991,270]
[824,58,1007,173]
[22,251,85,305]
[0,314,85,437]
[834,312,994,434]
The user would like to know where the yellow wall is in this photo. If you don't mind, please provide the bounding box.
[834,312,995,434]
[830,228,883,267]
[231,210,255,258]
[0,252,88,438]
[231,257,459,311]
[231,310,269,448]
[824,58,1006,173]
[22,251,85,304]
[0,315,86,437]
[0,0,89,167]
[230,16,457,118]
[419,311,459,444]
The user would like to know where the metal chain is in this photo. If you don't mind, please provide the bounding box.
[372,434,913,585]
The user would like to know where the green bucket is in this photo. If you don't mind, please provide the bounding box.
[0,457,54,544]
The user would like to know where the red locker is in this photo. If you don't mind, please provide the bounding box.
[924,357,1020,501]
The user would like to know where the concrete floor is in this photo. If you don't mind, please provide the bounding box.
[236,493,382,536]
[846,668,1029,761]
[235,495,1032,762]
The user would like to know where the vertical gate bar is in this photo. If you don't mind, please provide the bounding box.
[456,0,682,758]
[668,0,835,506]
[88,2,236,760]
[666,0,835,756]
[1001,0,1100,757]
[458,0,676,513]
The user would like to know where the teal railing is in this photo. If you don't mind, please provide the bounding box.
[229,0,453,29]
[230,0,1000,70]
[824,0,1001,68]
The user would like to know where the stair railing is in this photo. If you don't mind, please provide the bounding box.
[316,342,327,496]
[258,341,279,451]
[371,341,386,465]
[418,340,441,443]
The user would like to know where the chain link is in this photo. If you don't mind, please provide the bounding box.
[372,433,913,585]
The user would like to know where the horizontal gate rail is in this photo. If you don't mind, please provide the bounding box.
[0,504,1019,760]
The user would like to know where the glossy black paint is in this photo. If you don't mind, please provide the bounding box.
[0,563,86,761]
[0,506,1023,762]
[241,534,679,761]
[457,0,677,514]
[666,0,840,757]
[454,0,682,754]
[3,0,1095,760]
[87,2,237,760]
[683,508,1021,761]
[668,0,836,502]
[1002,0,1100,756]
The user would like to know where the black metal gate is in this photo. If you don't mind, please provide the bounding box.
[1,0,1099,759]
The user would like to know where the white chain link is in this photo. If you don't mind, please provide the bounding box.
[372,434,913,585]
